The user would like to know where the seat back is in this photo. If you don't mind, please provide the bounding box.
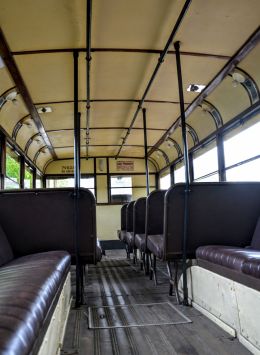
[126,201,135,232]
[164,182,260,259]
[120,203,128,230]
[133,197,146,235]
[0,188,97,264]
[146,190,166,236]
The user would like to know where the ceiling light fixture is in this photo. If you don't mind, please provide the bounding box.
[167,140,175,148]
[23,118,33,127]
[34,137,42,145]
[0,56,5,69]
[232,72,245,88]
[5,90,18,103]
[37,107,52,113]
[187,84,206,93]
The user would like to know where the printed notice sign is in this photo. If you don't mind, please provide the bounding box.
[116,161,134,171]
[61,165,74,174]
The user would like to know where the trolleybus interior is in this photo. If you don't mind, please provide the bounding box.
[0,0,259,354]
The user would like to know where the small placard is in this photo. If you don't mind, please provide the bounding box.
[116,161,134,172]
[61,165,74,174]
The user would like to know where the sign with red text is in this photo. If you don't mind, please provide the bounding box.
[116,161,134,171]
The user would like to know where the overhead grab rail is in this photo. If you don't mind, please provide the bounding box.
[0,28,57,160]
[115,0,192,158]
[148,26,260,157]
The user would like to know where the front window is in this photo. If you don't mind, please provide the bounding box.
[110,176,132,203]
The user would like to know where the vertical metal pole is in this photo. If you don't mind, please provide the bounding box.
[86,0,92,159]
[142,108,150,195]
[170,164,175,186]
[174,41,190,306]
[32,168,37,188]
[216,133,226,181]
[20,156,25,189]
[0,133,6,190]
[94,158,97,198]
[107,158,110,203]
[73,50,81,307]
[189,152,194,182]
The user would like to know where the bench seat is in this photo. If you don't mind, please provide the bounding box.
[147,235,164,259]
[242,257,260,279]
[125,231,134,248]
[135,234,146,252]
[196,245,260,272]
[0,250,70,355]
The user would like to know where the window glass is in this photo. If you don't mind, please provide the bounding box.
[36,174,43,188]
[46,176,95,195]
[193,140,218,180]
[160,173,171,189]
[174,162,185,183]
[226,158,260,181]
[81,177,94,189]
[110,176,132,203]
[195,173,219,182]
[47,178,74,188]
[4,178,19,189]
[224,121,260,167]
[5,146,20,189]
[24,165,33,188]
[81,177,95,196]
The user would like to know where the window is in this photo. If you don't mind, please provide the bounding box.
[80,177,95,195]
[174,162,185,183]
[160,172,171,189]
[224,121,260,167]
[46,177,74,188]
[24,164,33,188]
[36,174,43,188]
[46,176,95,195]
[226,159,260,181]
[5,145,20,189]
[224,121,260,181]
[193,140,219,182]
[110,176,132,203]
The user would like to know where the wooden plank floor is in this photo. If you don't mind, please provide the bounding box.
[61,250,251,355]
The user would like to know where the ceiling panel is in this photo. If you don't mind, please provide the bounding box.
[15,53,74,102]
[147,54,227,102]
[176,0,260,56]
[0,0,86,51]
[39,103,74,131]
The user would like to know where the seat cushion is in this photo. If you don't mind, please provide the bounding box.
[250,216,260,250]
[118,230,127,243]
[147,235,164,259]
[96,240,102,262]
[0,250,70,355]
[0,224,14,267]
[196,245,260,272]
[242,256,260,279]
[135,234,146,252]
[125,231,134,247]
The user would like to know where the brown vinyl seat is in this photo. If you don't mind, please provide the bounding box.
[125,231,134,248]
[0,251,70,355]
[147,235,164,260]
[135,233,146,252]
[242,257,260,279]
[196,245,260,272]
